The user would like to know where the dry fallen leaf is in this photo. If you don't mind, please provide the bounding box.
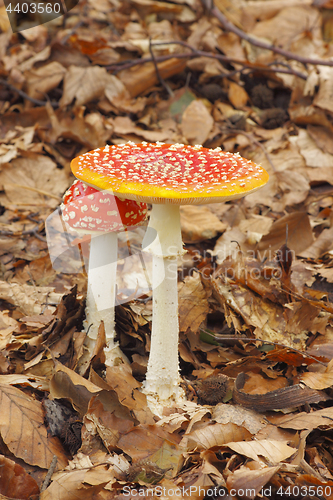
[299,226,333,259]
[24,61,66,100]
[40,466,111,500]
[0,152,68,208]
[117,425,181,464]
[228,81,249,109]
[59,65,111,107]
[212,404,266,435]
[258,211,314,256]
[226,465,280,500]
[180,205,227,242]
[0,454,40,499]
[226,439,296,464]
[180,99,214,145]
[0,383,68,468]
[178,272,209,333]
[185,422,252,451]
[301,359,333,390]
[0,281,61,316]
[97,366,152,426]
[50,364,101,417]
[275,407,333,431]
[84,392,136,451]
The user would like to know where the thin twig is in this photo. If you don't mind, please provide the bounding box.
[204,0,333,68]
[4,183,62,201]
[0,78,59,108]
[148,38,173,97]
[200,328,327,366]
[41,455,58,491]
[107,47,307,80]
[0,224,46,241]
[151,41,308,80]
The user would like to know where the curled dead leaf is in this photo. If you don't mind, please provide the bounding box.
[178,272,209,333]
[180,99,214,145]
[0,384,68,468]
[180,205,226,243]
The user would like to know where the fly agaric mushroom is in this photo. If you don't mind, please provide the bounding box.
[70,142,269,410]
[61,179,148,366]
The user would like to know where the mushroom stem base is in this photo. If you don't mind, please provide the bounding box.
[83,232,127,366]
[142,252,184,407]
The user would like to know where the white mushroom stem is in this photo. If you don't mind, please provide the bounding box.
[83,231,125,366]
[142,204,185,409]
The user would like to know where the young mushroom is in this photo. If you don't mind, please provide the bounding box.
[70,142,269,411]
[61,179,148,367]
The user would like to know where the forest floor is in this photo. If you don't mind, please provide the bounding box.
[1,0,333,499]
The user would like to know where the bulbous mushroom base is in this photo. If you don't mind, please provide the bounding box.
[104,342,129,366]
[141,243,186,415]
[77,232,129,371]
[77,332,129,375]
[142,385,186,417]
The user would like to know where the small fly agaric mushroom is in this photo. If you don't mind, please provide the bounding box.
[61,179,148,367]
[70,142,269,411]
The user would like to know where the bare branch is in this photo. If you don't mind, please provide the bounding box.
[108,44,307,80]
[206,1,333,68]
[148,38,173,97]
[0,78,59,108]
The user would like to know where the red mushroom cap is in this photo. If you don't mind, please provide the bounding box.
[70,142,269,205]
[61,179,148,233]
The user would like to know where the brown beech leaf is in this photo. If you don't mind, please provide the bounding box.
[274,406,333,431]
[180,99,214,145]
[0,151,68,208]
[112,116,171,142]
[307,125,333,155]
[50,364,101,417]
[211,275,309,348]
[84,392,136,451]
[250,5,321,48]
[40,467,111,500]
[299,226,333,259]
[0,384,68,468]
[59,65,110,107]
[258,211,314,256]
[104,365,154,425]
[212,404,266,435]
[117,425,181,463]
[226,465,280,500]
[313,67,333,114]
[301,359,333,390]
[0,311,18,349]
[178,272,209,333]
[185,422,252,451]
[180,205,227,243]
[40,104,112,152]
[0,454,40,499]
[0,281,61,316]
[228,81,249,108]
[226,439,296,463]
[25,61,66,100]
[294,474,333,500]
